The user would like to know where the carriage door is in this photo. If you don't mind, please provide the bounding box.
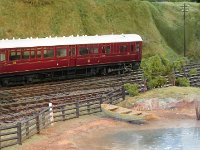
[69,46,76,67]
[136,42,141,60]
[56,47,68,67]
[0,50,6,70]
[101,44,111,63]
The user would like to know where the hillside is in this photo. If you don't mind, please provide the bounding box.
[0,0,199,59]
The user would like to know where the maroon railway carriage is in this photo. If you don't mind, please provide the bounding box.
[0,34,142,86]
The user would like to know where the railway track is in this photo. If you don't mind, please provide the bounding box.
[175,62,200,87]
[0,69,144,124]
[0,69,144,102]
[0,89,108,123]
[1,63,199,124]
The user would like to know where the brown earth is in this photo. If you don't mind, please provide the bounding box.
[6,102,199,150]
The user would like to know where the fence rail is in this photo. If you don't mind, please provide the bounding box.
[0,123,20,149]
[0,87,125,149]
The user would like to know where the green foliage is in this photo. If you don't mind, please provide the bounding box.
[172,57,188,72]
[21,0,53,6]
[189,68,198,76]
[124,83,139,96]
[150,2,200,58]
[141,54,165,79]
[147,76,167,89]
[0,0,199,59]
[175,77,190,87]
[141,54,179,79]
[141,55,188,89]
[145,0,197,2]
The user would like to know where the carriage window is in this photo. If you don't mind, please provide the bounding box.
[57,48,67,57]
[102,46,110,54]
[136,43,140,52]
[88,47,98,54]
[69,48,76,56]
[79,47,88,55]
[94,48,98,54]
[10,51,21,61]
[37,50,41,58]
[30,50,35,59]
[10,51,16,60]
[44,49,54,58]
[120,45,128,53]
[22,51,30,59]
[0,53,5,61]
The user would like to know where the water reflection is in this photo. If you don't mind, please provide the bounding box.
[83,127,200,150]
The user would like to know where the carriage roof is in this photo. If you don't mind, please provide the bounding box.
[0,34,142,49]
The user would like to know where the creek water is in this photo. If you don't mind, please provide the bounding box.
[78,127,200,150]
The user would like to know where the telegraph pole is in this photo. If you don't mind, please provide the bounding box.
[181,3,189,57]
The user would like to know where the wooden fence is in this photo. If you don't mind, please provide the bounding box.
[195,100,200,120]
[0,87,125,149]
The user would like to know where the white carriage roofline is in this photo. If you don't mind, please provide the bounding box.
[0,34,142,49]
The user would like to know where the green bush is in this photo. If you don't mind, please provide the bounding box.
[124,83,139,96]
[189,68,198,76]
[175,77,190,87]
[147,79,157,89]
[147,76,167,89]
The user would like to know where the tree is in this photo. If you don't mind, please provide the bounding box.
[141,55,187,89]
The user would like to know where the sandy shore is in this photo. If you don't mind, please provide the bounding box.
[6,104,200,150]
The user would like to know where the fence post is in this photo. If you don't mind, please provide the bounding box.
[61,106,65,121]
[76,100,79,118]
[17,122,22,145]
[49,103,54,125]
[0,128,1,149]
[26,121,29,138]
[87,100,90,114]
[122,86,125,100]
[99,97,103,112]
[110,96,113,104]
[100,97,103,105]
[42,113,45,127]
[195,100,200,120]
[36,114,40,134]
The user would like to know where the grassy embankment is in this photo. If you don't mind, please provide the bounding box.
[0,0,199,59]
[120,86,200,108]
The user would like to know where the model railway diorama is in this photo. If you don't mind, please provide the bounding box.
[0,34,142,86]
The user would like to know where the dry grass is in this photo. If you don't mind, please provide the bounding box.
[120,86,200,108]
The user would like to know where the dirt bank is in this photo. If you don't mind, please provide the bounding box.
[5,87,200,150]
[7,102,199,150]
